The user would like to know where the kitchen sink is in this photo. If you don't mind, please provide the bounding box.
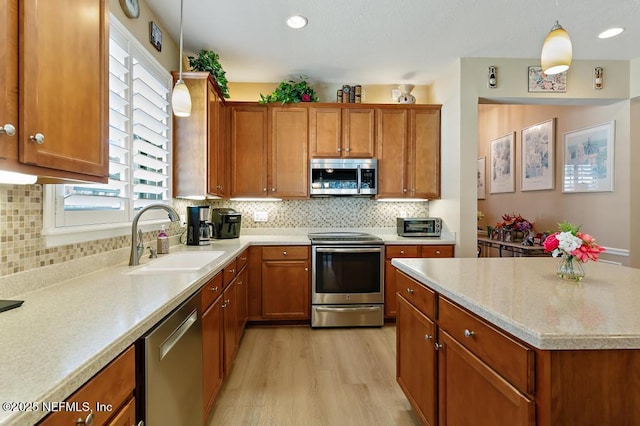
[126,251,225,274]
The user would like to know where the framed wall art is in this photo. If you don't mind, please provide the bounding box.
[528,66,567,92]
[149,21,162,51]
[490,132,515,194]
[562,121,615,193]
[521,118,555,191]
[477,157,486,199]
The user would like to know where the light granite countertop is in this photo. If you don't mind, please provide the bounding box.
[0,231,454,425]
[391,257,640,351]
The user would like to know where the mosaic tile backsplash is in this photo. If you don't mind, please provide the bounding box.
[0,184,428,277]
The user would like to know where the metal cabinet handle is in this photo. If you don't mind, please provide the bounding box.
[283,251,287,256]
[75,410,94,426]
[400,250,405,254]
[304,267,308,271]
[337,147,341,152]
[345,147,350,152]
[0,123,16,136]
[210,286,219,292]
[263,187,267,192]
[403,188,407,193]
[434,342,443,350]
[229,268,235,273]
[406,288,414,294]
[424,334,432,341]
[464,329,475,338]
[435,250,441,255]
[238,280,243,285]
[29,133,45,144]
[272,187,276,191]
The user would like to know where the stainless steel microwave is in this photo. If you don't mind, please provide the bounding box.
[310,158,377,196]
[397,217,442,237]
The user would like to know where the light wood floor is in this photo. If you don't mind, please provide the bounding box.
[207,325,420,426]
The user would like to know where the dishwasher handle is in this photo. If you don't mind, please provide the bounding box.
[159,308,198,361]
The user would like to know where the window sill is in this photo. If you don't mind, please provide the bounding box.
[42,219,171,248]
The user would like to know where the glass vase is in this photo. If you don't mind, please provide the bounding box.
[556,256,585,282]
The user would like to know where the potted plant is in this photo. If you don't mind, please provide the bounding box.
[259,76,319,104]
[188,49,230,99]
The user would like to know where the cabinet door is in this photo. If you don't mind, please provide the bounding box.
[222,282,238,374]
[106,397,135,426]
[19,0,108,179]
[410,108,440,199]
[236,266,248,335]
[376,109,408,197]
[231,105,268,197]
[262,260,310,319]
[208,83,222,196]
[342,108,375,157]
[438,331,535,426]
[270,107,308,197]
[397,294,437,426]
[309,107,341,157]
[0,0,18,164]
[202,296,224,417]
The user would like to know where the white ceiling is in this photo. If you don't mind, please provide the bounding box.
[144,0,640,85]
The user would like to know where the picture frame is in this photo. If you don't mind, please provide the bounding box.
[521,118,555,191]
[477,157,486,199]
[528,66,567,92]
[149,21,162,52]
[490,132,515,194]
[562,121,615,193]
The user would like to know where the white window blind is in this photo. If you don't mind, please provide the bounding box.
[52,18,172,228]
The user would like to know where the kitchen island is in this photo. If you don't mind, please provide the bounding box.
[391,257,640,425]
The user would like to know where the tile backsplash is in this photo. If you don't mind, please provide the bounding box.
[0,184,428,278]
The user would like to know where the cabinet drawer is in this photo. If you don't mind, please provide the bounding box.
[439,297,535,395]
[39,346,135,426]
[421,245,454,258]
[201,272,223,311]
[395,270,436,320]
[386,245,420,259]
[223,259,238,286]
[236,249,249,272]
[262,246,309,261]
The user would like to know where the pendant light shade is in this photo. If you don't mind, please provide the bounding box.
[171,79,192,117]
[172,0,191,117]
[541,20,572,75]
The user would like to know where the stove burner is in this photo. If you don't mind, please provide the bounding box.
[308,232,384,245]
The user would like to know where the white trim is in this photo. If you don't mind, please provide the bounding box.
[601,246,629,257]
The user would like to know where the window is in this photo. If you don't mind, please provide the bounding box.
[43,17,172,246]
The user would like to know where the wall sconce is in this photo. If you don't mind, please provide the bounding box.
[488,66,497,89]
[594,67,604,90]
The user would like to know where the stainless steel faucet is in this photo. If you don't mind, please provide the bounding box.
[129,203,180,266]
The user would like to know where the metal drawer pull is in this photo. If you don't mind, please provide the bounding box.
[0,123,16,136]
[210,286,219,292]
[29,133,45,144]
[435,250,441,255]
[464,329,475,338]
[406,288,414,294]
[434,342,443,350]
[424,334,432,341]
[283,251,287,255]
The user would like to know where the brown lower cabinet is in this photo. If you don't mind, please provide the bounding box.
[261,246,310,320]
[396,267,640,426]
[38,346,136,425]
[385,245,454,318]
[202,249,249,421]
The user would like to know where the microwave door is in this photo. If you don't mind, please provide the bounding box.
[357,164,361,195]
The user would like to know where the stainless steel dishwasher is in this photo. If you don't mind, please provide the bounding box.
[138,292,203,425]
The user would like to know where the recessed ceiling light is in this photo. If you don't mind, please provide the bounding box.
[286,15,308,29]
[598,27,625,39]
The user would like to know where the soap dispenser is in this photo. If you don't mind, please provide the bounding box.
[157,225,169,254]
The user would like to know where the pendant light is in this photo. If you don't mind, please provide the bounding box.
[171,0,191,117]
[540,1,572,75]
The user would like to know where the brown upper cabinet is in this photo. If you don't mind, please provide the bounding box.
[0,0,109,183]
[309,106,375,158]
[230,103,308,198]
[173,72,228,198]
[376,105,441,199]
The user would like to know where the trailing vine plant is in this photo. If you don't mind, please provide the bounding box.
[188,49,230,99]
[259,76,319,104]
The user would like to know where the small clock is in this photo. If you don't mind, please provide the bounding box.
[120,0,140,19]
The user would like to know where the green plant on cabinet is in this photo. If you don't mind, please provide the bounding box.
[188,49,230,98]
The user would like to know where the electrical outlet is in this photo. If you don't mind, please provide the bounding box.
[399,210,408,218]
[254,211,268,222]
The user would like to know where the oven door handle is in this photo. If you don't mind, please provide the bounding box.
[315,306,381,313]
[315,247,382,254]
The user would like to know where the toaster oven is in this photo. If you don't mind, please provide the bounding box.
[397,217,442,237]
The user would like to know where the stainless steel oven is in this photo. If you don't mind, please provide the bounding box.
[309,232,384,327]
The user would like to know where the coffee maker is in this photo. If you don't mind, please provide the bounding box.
[186,206,215,245]
[210,208,242,239]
